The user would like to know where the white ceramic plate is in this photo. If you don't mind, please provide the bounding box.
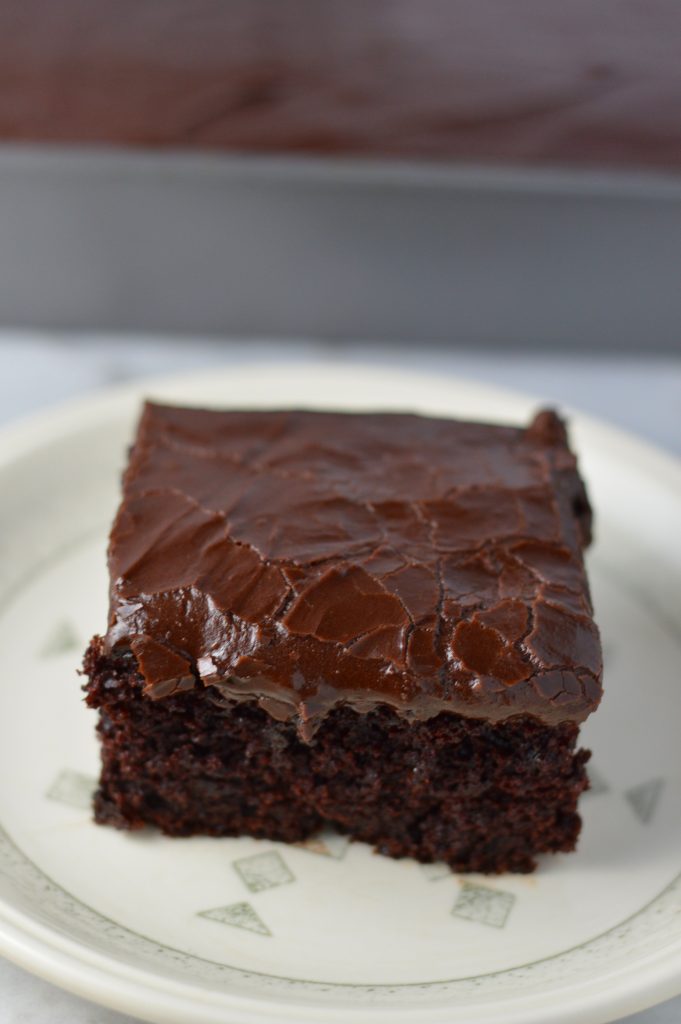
[0,362,680,1024]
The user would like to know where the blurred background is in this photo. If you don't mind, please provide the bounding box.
[0,0,679,459]
[1,0,681,353]
[0,2,680,1021]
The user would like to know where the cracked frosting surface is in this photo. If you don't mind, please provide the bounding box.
[106,403,602,737]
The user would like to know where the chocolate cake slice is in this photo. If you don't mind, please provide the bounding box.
[83,402,602,873]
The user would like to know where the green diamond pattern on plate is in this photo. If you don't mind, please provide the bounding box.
[46,770,96,810]
[198,902,270,936]
[296,828,350,860]
[40,620,80,658]
[452,883,515,929]
[233,851,295,893]
[626,778,664,824]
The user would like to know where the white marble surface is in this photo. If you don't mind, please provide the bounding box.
[0,332,680,1024]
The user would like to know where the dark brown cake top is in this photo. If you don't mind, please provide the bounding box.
[106,403,602,737]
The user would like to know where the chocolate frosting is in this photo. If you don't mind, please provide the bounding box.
[105,403,602,738]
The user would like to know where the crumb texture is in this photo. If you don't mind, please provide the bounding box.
[84,640,590,874]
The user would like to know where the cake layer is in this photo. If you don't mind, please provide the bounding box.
[85,640,589,874]
[104,403,602,738]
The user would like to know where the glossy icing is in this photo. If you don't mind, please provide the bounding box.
[106,403,602,738]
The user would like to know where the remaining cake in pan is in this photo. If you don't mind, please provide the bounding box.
[4,0,681,173]
[83,401,602,873]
